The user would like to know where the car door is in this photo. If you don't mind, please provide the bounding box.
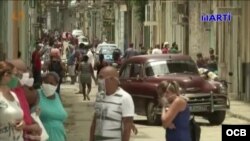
[128,63,148,114]
[129,63,144,95]
[119,63,133,94]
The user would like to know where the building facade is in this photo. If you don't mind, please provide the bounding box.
[141,0,250,102]
[144,0,186,52]
[114,1,126,53]
[187,0,250,102]
[0,0,36,65]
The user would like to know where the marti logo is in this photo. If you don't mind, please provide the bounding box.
[201,13,232,22]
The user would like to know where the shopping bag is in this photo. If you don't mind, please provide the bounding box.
[189,116,201,141]
[31,112,49,141]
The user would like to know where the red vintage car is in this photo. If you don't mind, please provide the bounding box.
[119,54,230,125]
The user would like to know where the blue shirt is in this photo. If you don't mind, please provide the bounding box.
[166,106,191,141]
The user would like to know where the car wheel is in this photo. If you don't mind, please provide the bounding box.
[146,102,161,125]
[207,111,226,125]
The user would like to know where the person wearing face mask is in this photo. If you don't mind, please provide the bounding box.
[0,61,24,141]
[6,61,42,141]
[7,59,39,111]
[13,73,43,141]
[157,81,191,141]
[89,66,136,141]
[38,72,68,141]
[6,66,20,89]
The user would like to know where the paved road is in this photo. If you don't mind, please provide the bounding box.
[131,115,250,141]
[61,83,250,141]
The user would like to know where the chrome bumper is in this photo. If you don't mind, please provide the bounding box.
[184,93,230,113]
[154,93,230,114]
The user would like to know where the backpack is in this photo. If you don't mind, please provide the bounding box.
[189,116,201,141]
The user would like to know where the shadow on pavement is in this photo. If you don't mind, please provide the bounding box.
[134,119,160,127]
[134,119,217,127]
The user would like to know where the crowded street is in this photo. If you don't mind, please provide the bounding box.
[1,0,250,141]
[60,80,250,141]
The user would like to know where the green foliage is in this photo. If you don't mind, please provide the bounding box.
[127,0,148,22]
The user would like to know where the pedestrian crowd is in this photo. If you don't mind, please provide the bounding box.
[122,41,181,59]
[196,48,219,81]
[1,27,199,141]
[0,59,67,141]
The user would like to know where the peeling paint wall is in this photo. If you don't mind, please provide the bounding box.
[188,1,211,60]
[131,5,143,50]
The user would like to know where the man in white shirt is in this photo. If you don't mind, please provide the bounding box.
[90,66,135,141]
[87,48,95,68]
[152,44,162,54]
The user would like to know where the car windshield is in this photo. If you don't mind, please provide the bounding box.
[100,47,115,55]
[145,60,199,76]
[97,45,117,53]
[81,38,88,42]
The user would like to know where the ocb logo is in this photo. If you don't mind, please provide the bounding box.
[226,129,247,136]
[12,10,25,21]
[222,125,249,141]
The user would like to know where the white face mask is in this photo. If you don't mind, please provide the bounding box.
[20,72,34,87]
[97,79,106,93]
[42,83,57,97]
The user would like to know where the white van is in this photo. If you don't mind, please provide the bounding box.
[78,35,89,46]
[72,29,83,37]
[94,42,121,65]
[96,42,118,54]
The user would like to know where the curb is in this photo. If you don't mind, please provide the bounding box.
[227,110,250,123]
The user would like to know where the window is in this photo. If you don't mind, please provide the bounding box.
[167,60,198,74]
[100,47,114,55]
[145,4,150,21]
[130,63,142,78]
[145,60,199,76]
[120,64,131,78]
[145,61,169,76]
[153,2,156,21]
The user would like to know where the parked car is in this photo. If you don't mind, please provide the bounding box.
[119,54,230,125]
[94,42,122,66]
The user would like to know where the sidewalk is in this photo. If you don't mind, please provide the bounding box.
[60,83,250,141]
[227,100,250,122]
[61,82,97,141]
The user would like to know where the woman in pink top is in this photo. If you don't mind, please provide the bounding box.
[6,61,42,141]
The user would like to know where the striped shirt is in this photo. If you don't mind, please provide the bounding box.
[94,87,134,141]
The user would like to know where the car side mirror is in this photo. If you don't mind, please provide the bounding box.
[229,72,233,76]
